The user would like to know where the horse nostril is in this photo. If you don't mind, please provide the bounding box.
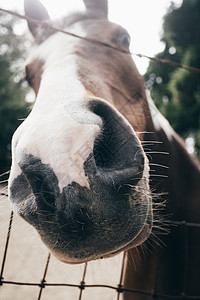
[86,100,145,188]
[93,124,117,169]
[17,153,59,210]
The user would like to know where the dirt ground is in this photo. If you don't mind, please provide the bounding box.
[0,185,123,300]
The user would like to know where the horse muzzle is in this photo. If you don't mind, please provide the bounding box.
[8,99,153,263]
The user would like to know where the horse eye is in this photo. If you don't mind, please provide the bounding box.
[119,33,131,49]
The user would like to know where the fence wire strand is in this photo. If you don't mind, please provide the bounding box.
[0,210,14,285]
[0,7,200,75]
[38,253,51,300]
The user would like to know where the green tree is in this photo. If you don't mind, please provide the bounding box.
[145,0,200,157]
[0,13,29,173]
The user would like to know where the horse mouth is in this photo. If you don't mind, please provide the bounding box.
[55,228,151,264]
[52,208,152,265]
[49,194,153,264]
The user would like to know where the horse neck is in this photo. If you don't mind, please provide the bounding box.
[144,99,200,222]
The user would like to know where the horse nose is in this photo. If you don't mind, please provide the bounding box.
[10,98,145,208]
[9,99,150,262]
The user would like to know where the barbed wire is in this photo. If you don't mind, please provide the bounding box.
[0,7,200,75]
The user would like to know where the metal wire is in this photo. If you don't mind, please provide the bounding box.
[38,253,51,300]
[0,210,14,286]
[0,7,200,75]
[78,261,88,300]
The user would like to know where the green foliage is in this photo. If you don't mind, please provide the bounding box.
[0,13,29,173]
[145,0,200,158]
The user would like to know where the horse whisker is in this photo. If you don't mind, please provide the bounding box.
[149,163,169,169]
[0,170,10,177]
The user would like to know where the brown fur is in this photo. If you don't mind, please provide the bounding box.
[25,59,44,95]
[123,113,200,299]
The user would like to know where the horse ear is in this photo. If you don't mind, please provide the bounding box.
[83,0,108,19]
[24,0,51,40]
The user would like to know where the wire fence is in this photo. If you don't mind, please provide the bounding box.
[0,5,200,300]
[1,190,200,300]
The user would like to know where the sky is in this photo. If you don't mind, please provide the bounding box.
[0,0,183,74]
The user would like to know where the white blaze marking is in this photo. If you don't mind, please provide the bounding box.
[10,23,102,191]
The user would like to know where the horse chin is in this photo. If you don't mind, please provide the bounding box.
[41,183,153,265]
[49,214,152,265]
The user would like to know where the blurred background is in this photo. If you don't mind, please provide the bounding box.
[0,0,199,174]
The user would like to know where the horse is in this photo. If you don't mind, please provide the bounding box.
[8,0,200,299]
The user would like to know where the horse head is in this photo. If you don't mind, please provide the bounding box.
[8,0,153,263]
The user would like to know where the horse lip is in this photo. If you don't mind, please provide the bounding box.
[103,223,151,259]
[56,223,152,265]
